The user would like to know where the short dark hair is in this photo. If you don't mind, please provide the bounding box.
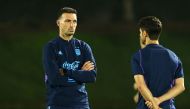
[138,16,162,40]
[57,7,77,20]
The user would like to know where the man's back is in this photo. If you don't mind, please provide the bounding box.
[132,44,184,108]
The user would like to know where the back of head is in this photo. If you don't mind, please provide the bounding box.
[138,16,162,40]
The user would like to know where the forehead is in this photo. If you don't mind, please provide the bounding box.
[59,13,77,20]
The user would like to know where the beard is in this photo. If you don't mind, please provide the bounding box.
[140,36,146,44]
[65,30,75,36]
[140,38,146,49]
[141,38,146,45]
[61,31,75,37]
[65,33,74,36]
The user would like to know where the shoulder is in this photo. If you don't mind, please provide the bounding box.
[73,38,92,48]
[132,50,141,60]
[162,46,180,61]
[44,37,59,49]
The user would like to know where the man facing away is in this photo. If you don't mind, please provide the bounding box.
[131,16,185,109]
[43,7,97,109]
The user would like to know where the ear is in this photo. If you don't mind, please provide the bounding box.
[56,20,60,26]
[142,30,148,37]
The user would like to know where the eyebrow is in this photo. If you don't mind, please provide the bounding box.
[65,19,77,22]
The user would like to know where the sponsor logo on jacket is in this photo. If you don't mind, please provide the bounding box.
[62,61,80,70]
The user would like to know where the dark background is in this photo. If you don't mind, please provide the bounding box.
[0,0,189,109]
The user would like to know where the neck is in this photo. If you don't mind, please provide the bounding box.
[59,34,72,41]
[146,39,159,45]
[145,37,159,45]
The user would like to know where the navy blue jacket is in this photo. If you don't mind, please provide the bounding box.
[131,44,184,109]
[43,36,97,108]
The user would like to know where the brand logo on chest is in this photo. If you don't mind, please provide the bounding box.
[75,48,81,56]
[62,61,80,70]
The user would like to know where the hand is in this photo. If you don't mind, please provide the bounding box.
[81,61,94,71]
[145,100,153,109]
[59,68,65,76]
[133,92,139,103]
[145,101,161,109]
[145,97,162,109]
[154,97,161,106]
[133,83,139,103]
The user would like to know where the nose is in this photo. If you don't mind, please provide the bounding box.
[70,22,73,27]
[70,21,75,27]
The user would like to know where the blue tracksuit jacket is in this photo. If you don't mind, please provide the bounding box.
[43,36,97,108]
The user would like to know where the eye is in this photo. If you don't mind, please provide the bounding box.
[73,20,77,23]
[65,19,71,22]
